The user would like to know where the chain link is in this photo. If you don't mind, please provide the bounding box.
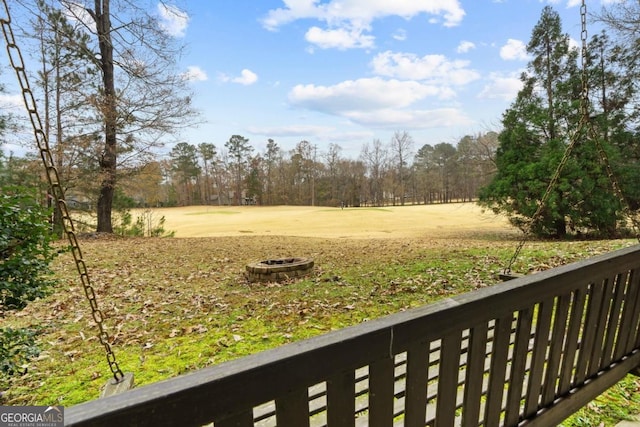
[0,1,124,381]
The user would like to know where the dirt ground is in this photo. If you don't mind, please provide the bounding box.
[140,203,515,239]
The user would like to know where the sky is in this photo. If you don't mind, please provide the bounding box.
[0,0,621,159]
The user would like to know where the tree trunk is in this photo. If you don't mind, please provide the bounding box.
[95,0,117,233]
[554,217,567,238]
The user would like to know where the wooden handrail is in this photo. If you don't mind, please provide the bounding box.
[66,245,640,426]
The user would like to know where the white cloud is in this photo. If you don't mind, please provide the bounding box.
[457,40,476,53]
[343,108,473,128]
[478,72,523,101]
[262,0,465,49]
[569,36,580,52]
[263,0,465,29]
[287,77,473,129]
[371,51,480,86]
[289,77,447,113]
[262,0,318,30]
[220,69,259,86]
[182,66,208,82]
[305,26,374,49]
[247,124,335,137]
[234,69,258,85]
[392,29,407,41]
[0,93,24,109]
[500,39,528,61]
[60,1,96,32]
[157,3,189,37]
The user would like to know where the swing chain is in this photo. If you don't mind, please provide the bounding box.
[0,0,124,382]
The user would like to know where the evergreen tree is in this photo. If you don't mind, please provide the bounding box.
[478,6,624,237]
[245,156,263,205]
[586,32,640,214]
[225,135,253,205]
[198,143,217,205]
[263,139,280,205]
[170,142,201,205]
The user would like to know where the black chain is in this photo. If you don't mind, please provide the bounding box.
[0,0,124,381]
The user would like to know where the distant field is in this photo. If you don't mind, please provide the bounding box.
[138,203,516,238]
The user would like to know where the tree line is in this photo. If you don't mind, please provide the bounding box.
[149,131,499,208]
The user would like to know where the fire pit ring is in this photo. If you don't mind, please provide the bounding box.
[245,257,314,283]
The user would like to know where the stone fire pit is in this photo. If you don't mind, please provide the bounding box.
[245,257,314,283]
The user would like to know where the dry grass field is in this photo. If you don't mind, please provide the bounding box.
[143,202,516,239]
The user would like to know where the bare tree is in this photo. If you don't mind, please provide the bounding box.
[360,139,388,206]
[596,2,640,48]
[389,131,414,206]
[263,139,280,205]
[29,0,199,232]
[324,143,341,204]
[225,135,252,205]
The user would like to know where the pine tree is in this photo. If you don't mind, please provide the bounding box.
[480,6,584,237]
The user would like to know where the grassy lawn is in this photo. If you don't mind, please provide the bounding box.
[2,203,639,425]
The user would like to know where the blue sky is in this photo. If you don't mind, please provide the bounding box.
[0,1,617,159]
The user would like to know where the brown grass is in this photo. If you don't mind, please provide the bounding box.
[142,202,516,239]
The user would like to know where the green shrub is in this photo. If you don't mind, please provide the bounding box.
[0,328,39,376]
[0,189,58,311]
[0,188,58,384]
[114,208,174,237]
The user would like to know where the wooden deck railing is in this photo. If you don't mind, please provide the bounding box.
[66,245,640,426]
